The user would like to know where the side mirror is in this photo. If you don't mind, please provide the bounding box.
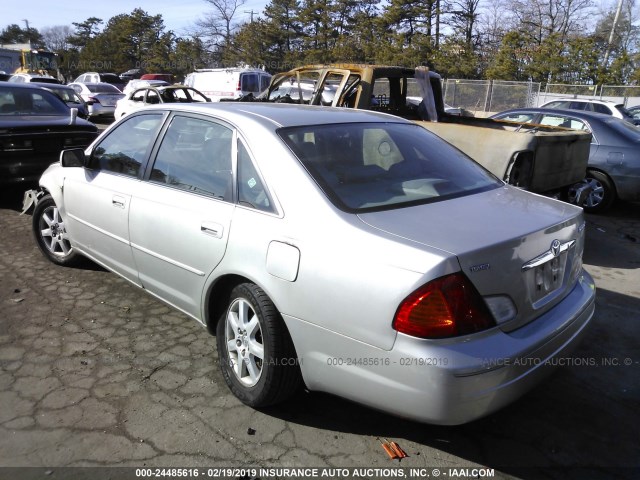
[60,148,87,168]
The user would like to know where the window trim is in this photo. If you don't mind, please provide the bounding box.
[88,111,167,178]
[236,136,279,215]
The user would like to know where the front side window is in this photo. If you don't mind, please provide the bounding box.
[267,71,320,104]
[131,89,145,103]
[280,122,499,212]
[90,113,164,176]
[150,115,233,200]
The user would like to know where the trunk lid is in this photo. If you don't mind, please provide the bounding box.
[357,187,586,331]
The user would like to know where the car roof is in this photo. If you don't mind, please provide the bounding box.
[141,102,412,129]
[542,98,617,105]
[30,82,74,90]
[1,82,57,90]
[497,107,615,121]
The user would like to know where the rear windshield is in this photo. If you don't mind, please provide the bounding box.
[279,122,500,212]
[86,83,121,93]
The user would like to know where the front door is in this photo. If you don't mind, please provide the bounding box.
[63,113,165,284]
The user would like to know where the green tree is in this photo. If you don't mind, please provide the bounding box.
[298,0,337,63]
[486,30,529,80]
[0,24,44,48]
[78,9,173,74]
[68,17,103,49]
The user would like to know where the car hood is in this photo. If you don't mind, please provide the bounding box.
[357,186,586,330]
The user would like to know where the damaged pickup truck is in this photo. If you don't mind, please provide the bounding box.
[246,64,592,199]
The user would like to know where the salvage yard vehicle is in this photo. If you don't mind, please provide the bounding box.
[29,103,595,425]
[253,65,592,198]
[0,83,98,186]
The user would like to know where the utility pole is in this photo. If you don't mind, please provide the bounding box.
[244,10,256,23]
[603,0,624,67]
[22,19,31,48]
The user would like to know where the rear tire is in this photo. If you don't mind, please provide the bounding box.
[32,195,81,266]
[568,170,616,213]
[216,283,301,407]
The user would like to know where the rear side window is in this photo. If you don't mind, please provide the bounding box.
[90,113,163,176]
[150,115,233,200]
[238,142,273,212]
[569,101,589,111]
[280,122,499,212]
[592,103,611,115]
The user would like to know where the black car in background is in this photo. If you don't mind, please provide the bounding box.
[0,83,98,187]
[31,82,90,119]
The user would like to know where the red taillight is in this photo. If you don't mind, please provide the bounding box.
[87,97,100,105]
[393,273,496,339]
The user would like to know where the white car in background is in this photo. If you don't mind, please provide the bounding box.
[540,98,640,125]
[122,79,170,96]
[114,85,209,119]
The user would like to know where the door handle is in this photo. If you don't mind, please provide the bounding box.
[201,221,223,239]
[112,195,126,208]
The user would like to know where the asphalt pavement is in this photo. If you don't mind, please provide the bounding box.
[0,190,638,480]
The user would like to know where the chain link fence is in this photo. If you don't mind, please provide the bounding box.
[442,79,541,116]
[382,76,640,115]
[539,84,640,108]
[440,80,640,115]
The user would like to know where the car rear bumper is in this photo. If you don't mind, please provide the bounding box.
[88,104,116,117]
[284,270,595,425]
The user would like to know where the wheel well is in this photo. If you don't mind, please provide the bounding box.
[586,168,617,194]
[204,274,249,334]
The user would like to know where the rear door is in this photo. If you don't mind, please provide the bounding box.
[129,113,236,319]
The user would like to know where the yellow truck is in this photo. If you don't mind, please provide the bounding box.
[0,43,61,79]
[253,64,591,197]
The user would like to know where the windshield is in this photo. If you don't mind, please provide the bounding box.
[0,86,69,115]
[279,122,500,212]
[27,51,58,71]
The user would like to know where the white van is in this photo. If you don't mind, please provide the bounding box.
[184,67,272,102]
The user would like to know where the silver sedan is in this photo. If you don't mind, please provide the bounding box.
[30,103,595,424]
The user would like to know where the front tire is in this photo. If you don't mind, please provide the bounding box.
[568,170,616,213]
[216,283,301,407]
[32,195,80,266]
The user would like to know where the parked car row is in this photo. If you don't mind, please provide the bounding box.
[1,68,638,215]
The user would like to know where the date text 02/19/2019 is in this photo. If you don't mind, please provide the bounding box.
[325,357,449,367]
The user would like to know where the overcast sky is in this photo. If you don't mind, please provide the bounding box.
[0,0,267,36]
